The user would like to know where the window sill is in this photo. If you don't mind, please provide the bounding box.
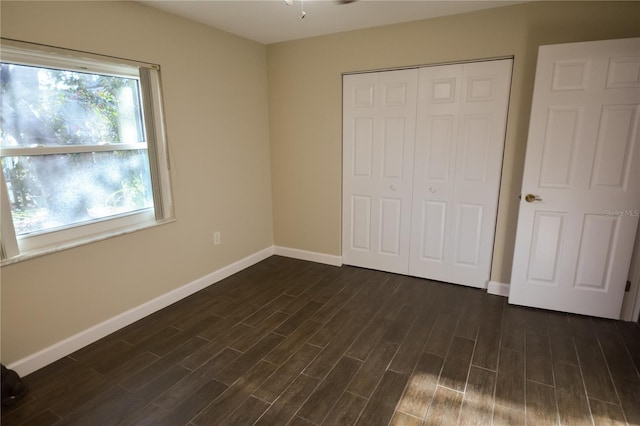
[1,218,175,267]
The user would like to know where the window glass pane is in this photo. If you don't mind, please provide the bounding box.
[0,63,144,146]
[1,150,153,235]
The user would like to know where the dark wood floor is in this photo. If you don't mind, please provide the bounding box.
[2,256,640,426]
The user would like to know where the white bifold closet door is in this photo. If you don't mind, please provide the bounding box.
[342,69,419,274]
[409,60,512,288]
[343,59,512,288]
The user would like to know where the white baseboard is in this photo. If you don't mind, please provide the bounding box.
[487,280,510,297]
[8,246,275,377]
[274,246,342,267]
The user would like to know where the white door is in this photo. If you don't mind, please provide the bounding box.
[509,38,640,319]
[342,69,418,274]
[409,60,512,288]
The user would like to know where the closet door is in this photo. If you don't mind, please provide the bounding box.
[342,69,419,274]
[409,60,512,288]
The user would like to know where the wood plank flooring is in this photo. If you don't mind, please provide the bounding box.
[2,256,640,425]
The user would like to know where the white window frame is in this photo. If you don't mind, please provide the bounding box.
[0,39,174,264]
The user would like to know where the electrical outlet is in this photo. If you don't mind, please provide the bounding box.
[214,231,221,245]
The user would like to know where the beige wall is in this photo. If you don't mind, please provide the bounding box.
[0,1,273,364]
[268,1,640,284]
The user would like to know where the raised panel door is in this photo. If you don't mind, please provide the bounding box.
[409,59,512,288]
[342,69,418,273]
[510,38,640,319]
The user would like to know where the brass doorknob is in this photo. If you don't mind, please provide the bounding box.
[524,194,542,203]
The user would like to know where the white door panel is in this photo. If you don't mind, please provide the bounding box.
[418,200,447,262]
[379,197,403,255]
[409,60,512,288]
[510,38,640,319]
[407,64,461,283]
[342,69,418,274]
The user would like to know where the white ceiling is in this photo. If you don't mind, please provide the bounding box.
[139,0,523,45]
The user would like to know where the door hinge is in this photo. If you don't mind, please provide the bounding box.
[626,281,631,292]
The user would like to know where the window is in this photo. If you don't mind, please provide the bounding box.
[0,40,173,262]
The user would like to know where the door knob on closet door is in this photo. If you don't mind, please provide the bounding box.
[390,184,397,191]
[524,193,542,203]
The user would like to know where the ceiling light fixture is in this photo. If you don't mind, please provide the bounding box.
[284,0,306,19]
